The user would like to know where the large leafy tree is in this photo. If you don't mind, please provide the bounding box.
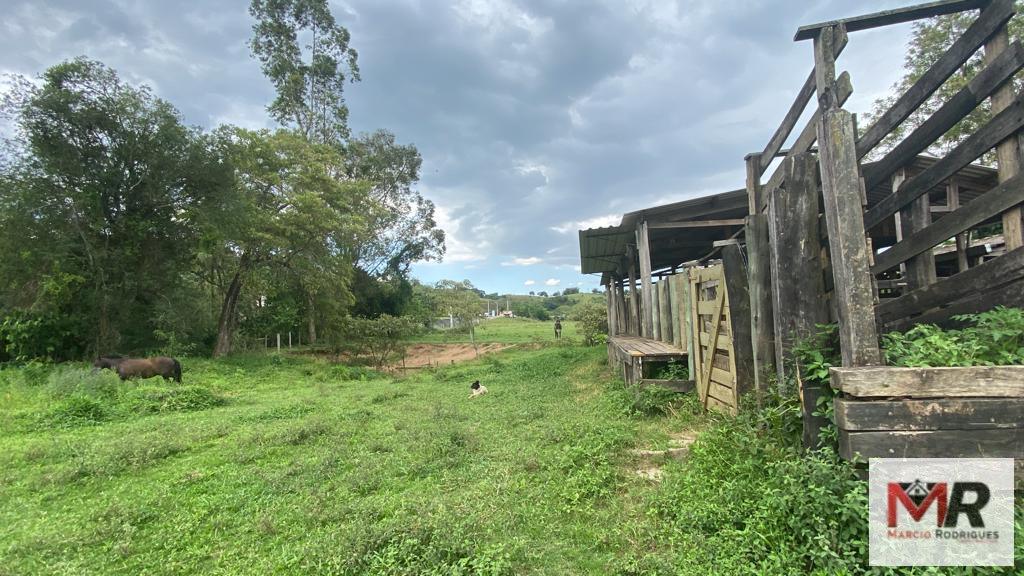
[866,7,1024,157]
[0,58,231,356]
[249,0,359,145]
[210,128,376,356]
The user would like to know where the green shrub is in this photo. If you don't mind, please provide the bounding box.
[625,385,682,416]
[883,307,1024,366]
[44,395,109,427]
[45,366,123,400]
[124,385,226,414]
[569,298,607,346]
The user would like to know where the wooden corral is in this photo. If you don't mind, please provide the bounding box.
[582,0,1024,468]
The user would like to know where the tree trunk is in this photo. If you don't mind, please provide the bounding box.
[306,290,317,346]
[213,256,249,358]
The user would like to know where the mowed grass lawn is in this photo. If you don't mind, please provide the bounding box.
[0,344,696,575]
[408,317,579,344]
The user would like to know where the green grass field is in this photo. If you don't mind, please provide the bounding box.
[0,345,702,575]
[409,317,580,344]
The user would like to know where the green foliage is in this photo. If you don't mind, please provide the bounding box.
[623,385,682,416]
[883,307,1024,366]
[570,296,608,345]
[648,358,689,381]
[124,386,227,414]
[332,314,421,368]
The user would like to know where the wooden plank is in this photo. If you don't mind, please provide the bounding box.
[698,285,726,411]
[864,89,1024,230]
[835,397,1024,431]
[872,172,1024,273]
[762,71,854,212]
[795,0,989,41]
[839,428,1024,460]
[857,0,1016,158]
[745,213,775,397]
[947,179,971,273]
[680,272,693,360]
[627,246,639,336]
[605,285,616,337]
[648,219,746,229]
[704,393,735,416]
[747,152,763,215]
[636,221,654,338]
[986,23,1024,250]
[863,38,1024,188]
[768,152,827,381]
[658,279,673,344]
[706,380,735,404]
[669,274,682,349]
[886,273,1024,331]
[721,243,754,401]
[877,245,1024,324]
[687,268,702,399]
[814,42,882,367]
[759,74,816,175]
[710,367,735,387]
[831,365,1024,398]
[900,180,937,289]
[699,331,733,351]
[651,279,662,341]
[697,300,730,315]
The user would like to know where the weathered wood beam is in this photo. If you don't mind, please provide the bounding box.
[757,30,849,175]
[762,71,853,208]
[658,279,673,344]
[862,39,1024,190]
[795,0,989,41]
[815,26,881,367]
[947,179,971,272]
[873,172,1024,273]
[651,279,662,341]
[839,428,1024,460]
[836,397,1024,431]
[885,271,1024,331]
[857,0,1016,158]
[986,19,1024,250]
[865,88,1024,230]
[627,247,639,336]
[831,365,1024,397]
[669,275,682,349]
[745,214,774,399]
[636,222,654,338]
[721,243,755,400]
[647,219,747,229]
[900,183,937,290]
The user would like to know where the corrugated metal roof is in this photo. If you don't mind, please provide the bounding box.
[578,225,631,274]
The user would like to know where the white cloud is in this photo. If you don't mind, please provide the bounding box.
[430,204,488,263]
[544,278,560,286]
[501,256,543,266]
[524,279,536,286]
[550,214,620,234]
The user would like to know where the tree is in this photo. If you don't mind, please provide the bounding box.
[866,9,1024,158]
[571,298,608,346]
[249,0,360,145]
[433,280,484,351]
[0,58,231,356]
[563,287,580,295]
[331,314,419,369]
[210,128,376,356]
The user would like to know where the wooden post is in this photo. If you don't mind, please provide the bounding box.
[627,247,640,336]
[276,333,281,353]
[721,244,755,401]
[684,267,697,379]
[651,279,662,341]
[658,279,672,344]
[985,22,1024,250]
[615,281,627,336]
[947,179,970,272]
[636,221,654,338]
[815,25,882,367]
[288,331,292,349]
[746,153,775,394]
[769,152,830,447]
[900,172,937,290]
[669,274,682,349]
[606,282,616,337]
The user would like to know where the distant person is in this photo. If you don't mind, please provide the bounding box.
[554,319,562,339]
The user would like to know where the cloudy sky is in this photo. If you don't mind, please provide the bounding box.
[1,0,917,294]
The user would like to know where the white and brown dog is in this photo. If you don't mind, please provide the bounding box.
[469,380,488,399]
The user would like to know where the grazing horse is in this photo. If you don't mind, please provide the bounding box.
[114,357,182,383]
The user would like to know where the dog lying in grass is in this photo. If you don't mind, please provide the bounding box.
[469,380,488,399]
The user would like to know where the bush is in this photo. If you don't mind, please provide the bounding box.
[883,306,1024,366]
[570,298,607,346]
[329,314,421,369]
[124,385,226,414]
[43,395,110,427]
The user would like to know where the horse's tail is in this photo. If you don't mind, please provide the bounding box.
[172,358,182,383]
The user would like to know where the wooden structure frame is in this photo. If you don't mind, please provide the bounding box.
[581,0,1024,467]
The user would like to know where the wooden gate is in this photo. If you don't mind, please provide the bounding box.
[687,255,754,415]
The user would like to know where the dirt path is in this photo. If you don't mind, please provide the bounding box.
[392,343,515,370]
